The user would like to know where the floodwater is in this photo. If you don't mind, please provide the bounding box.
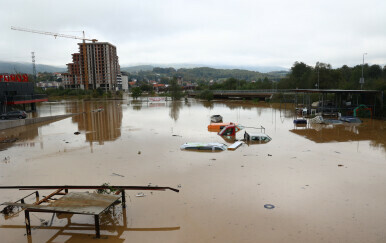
[0,98,385,243]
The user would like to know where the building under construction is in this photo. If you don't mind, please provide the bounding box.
[63,42,120,90]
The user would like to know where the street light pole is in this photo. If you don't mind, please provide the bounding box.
[361,53,367,89]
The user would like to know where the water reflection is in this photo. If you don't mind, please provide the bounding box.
[202,101,214,109]
[290,121,386,150]
[66,101,123,145]
[169,101,183,121]
[0,206,180,243]
[131,100,143,111]
[0,122,42,151]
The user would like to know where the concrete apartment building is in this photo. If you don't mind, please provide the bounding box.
[63,42,120,90]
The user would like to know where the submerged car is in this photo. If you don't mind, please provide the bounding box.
[243,131,272,143]
[210,115,223,123]
[0,110,27,120]
[180,142,227,152]
[340,116,362,123]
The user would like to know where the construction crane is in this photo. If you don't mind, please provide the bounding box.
[11,26,98,90]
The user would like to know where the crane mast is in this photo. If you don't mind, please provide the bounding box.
[11,26,98,90]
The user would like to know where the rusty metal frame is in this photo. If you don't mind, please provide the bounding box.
[0,185,179,238]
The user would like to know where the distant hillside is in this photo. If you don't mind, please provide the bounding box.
[121,63,288,73]
[120,65,154,73]
[126,66,286,82]
[0,61,66,74]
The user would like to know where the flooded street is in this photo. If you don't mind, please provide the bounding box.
[0,98,385,243]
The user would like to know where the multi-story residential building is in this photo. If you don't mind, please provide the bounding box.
[63,42,120,90]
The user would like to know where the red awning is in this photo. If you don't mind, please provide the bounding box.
[6,98,48,105]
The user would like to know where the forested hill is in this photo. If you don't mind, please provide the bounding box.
[0,61,66,73]
[125,66,287,82]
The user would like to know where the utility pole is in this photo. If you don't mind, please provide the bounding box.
[317,67,320,89]
[31,52,36,82]
[360,53,367,90]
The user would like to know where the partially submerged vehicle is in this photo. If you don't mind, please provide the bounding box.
[180,142,227,152]
[293,119,307,125]
[323,119,343,124]
[243,131,272,143]
[208,122,243,132]
[210,115,223,123]
[217,123,245,136]
[340,116,362,123]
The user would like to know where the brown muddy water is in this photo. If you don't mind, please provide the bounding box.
[0,98,385,243]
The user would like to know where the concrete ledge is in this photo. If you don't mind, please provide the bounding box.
[0,114,76,131]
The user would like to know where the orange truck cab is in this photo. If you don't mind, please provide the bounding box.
[208,122,236,132]
[217,124,244,136]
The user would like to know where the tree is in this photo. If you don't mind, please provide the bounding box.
[169,77,183,100]
[131,87,142,99]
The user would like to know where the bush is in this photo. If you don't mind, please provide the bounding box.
[198,90,214,101]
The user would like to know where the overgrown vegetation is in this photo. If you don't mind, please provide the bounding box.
[198,90,214,101]
[277,62,386,91]
[96,183,118,194]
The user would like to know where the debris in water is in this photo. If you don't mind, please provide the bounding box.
[334,151,341,154]
[2,156,10,163]
[172,134,181,137]
[210,158,216,161]
[138,151,141,155]
[112,173,125,177]
[177,184,182,188]
[65,142,69,144]
[136,192,145,197]
[338,164,344,167]
[268,154,272,156]
[74,131,80,135]
[1,205,17,215]
[264,204,275,209]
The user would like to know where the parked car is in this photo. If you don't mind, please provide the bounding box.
[0,110,27,120]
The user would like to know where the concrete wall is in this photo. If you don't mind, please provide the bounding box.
[0,114,76,131]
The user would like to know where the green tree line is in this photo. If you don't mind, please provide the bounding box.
[278,62,386,91]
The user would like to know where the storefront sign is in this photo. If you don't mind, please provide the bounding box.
[0,74,29,82]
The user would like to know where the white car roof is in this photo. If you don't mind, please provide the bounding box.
[246,132,269,137]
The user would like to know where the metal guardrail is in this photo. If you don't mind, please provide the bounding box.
[187,89,293,94]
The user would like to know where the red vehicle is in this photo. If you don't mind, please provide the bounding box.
[218,124,244,136]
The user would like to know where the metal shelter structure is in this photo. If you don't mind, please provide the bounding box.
[0,185,179,239]
[290,89,383,117]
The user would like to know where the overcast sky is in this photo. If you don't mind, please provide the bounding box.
[0,0,385,69]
